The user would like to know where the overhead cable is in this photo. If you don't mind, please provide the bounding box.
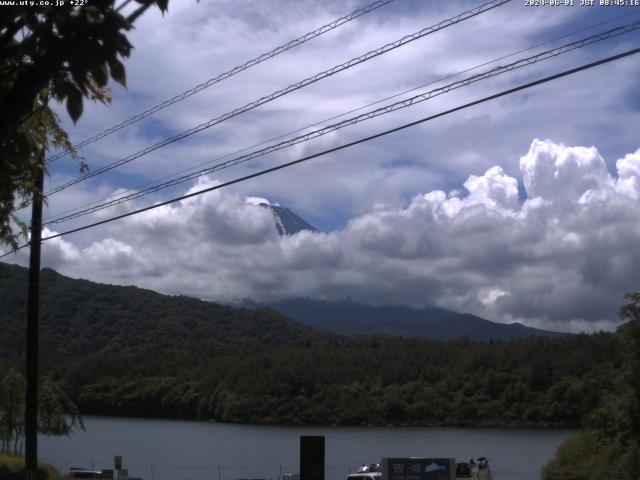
[43,10,640,224]
[42,20,640,225]
[46,0,398,163]
[2,44,637,260]
[44,0,512,196]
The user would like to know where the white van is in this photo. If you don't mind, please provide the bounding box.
[347,464,382,480]
[346,472,382,480]
[67,469,103,479]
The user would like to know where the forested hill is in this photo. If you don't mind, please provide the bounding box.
[0,262,332,358]
[0,262,634,430]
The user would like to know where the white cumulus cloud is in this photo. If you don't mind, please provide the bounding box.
[7,139,640,333]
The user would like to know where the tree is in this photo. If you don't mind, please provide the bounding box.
[542,292,640,480]
[617,292,640,435]
[0,369,81,455]
[0,0,172,248]
[0,369,23,454]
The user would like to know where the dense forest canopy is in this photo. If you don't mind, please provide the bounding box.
[0,332,619,428]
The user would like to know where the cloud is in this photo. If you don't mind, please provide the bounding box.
[7,139,639,334]
[616,149,640,199]
[464,165,519,211]
[41,0,640,234]
[15,1,638,334]
[245,196,277,206]
[39,228,81,266]
[520,139,612,202]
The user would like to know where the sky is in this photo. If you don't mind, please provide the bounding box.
[7,0,640,333]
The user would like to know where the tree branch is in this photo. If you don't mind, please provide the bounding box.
[125,3,153,25]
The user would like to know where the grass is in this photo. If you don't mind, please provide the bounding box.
[0,452,62,480]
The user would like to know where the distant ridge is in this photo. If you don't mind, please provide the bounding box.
[0,261,567,361]
[253,298,568,341]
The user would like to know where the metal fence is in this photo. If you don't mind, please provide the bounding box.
[46,460,355,480]
[46,459,633,480]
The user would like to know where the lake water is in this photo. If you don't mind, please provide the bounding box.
[39,416,576,480]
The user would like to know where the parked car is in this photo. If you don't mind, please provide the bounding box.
[67,468,103,479]
[282,474,300,480]
[346,463,382,480]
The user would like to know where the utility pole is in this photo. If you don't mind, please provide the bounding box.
[25,145,45,480]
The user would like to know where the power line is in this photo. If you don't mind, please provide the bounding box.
[2,45,637,259]
[41,20,640,226]
[43,0,512,197]
[42,9,640,225]
[45,0,398,164]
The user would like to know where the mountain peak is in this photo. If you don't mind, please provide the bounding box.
[258,203,317,236]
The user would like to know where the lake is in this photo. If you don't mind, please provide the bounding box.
[39,416,576,480]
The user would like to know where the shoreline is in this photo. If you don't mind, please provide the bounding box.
[73,412,582,430]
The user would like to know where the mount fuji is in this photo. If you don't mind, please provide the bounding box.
[258,202,317,236]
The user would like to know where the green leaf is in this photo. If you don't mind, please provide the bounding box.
[108,58,126,87]
[155,0,169,13]
[38,87,49,102]
[91,64,109,87]
[66,86,84,123]
[52,76,68,102]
